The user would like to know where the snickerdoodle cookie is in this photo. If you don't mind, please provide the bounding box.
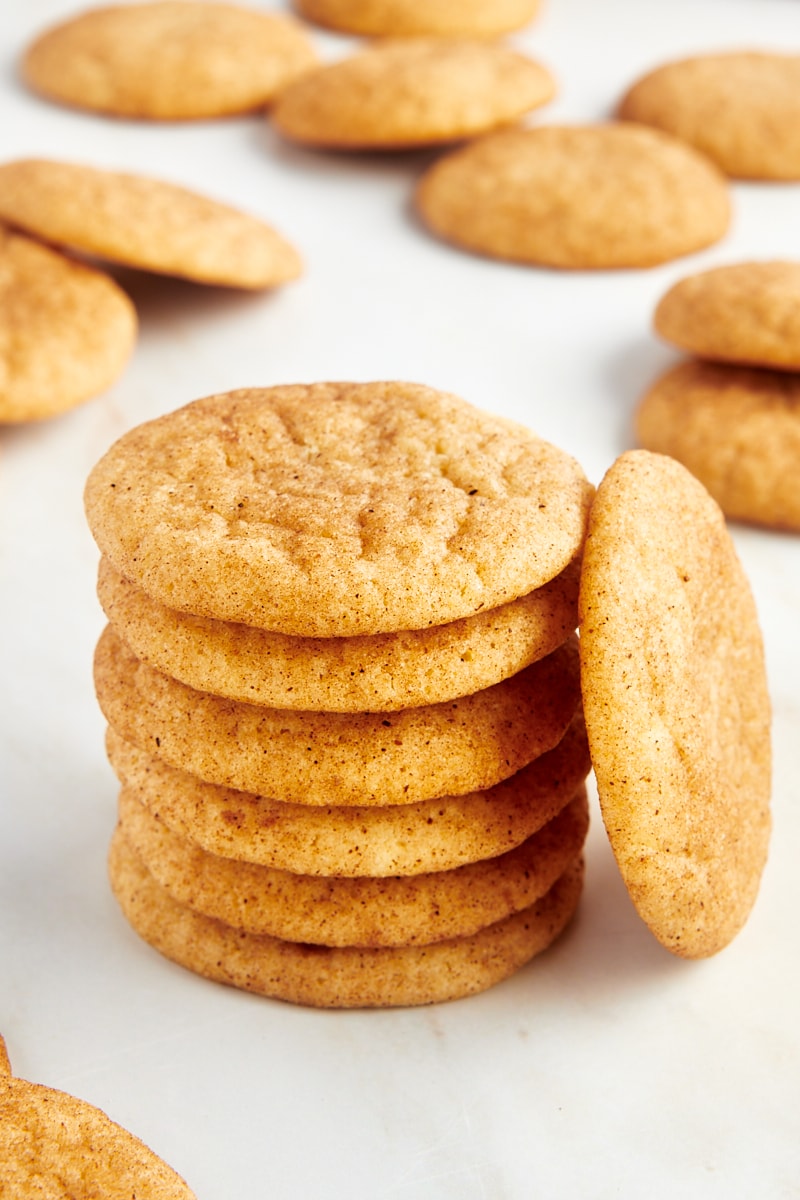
[294,0,540,37]
[578,450,771,957]
[23,2,318,120]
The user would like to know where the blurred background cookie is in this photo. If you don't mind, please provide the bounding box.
[22,0,318,120]
[293,0,541,37]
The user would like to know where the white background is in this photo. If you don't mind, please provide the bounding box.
[2,1,800,1196]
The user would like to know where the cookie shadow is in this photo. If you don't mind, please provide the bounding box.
[106,264,279,327]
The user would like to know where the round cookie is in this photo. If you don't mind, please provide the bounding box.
[118,785,589,946]
[109,829,584,1008]
[579,450,771,958]
[0,226,136,423]
[294,0,540,37]
[618,52,800,180]
[271,39,554,150]
[0,1036,195,1198]
[654,261,800,371]
[416,123,730,269]
[97,555,581,711]
[0,159,302,290]
[84,382,594,636]
[22,2,318,121]
[635,360,800,532]
[105,709,591,876]
[94,625,582,805]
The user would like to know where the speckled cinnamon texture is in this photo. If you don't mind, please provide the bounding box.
[0,159,302,289]
[579,450,771,958]
[0,1036,196,1198]
[22,2,318,120]
[271,39,554,149]
[108,830,584,1007]
[94,626,582,805]
[0,226,136,423]
[84,383,593,636]
[295,0,540,36]
[105,710,591,876]
[97,555,581,712]
[118,784,588,947]
[416,123,730,269]
[619,52,800,180]
[654,261,800,370]
[635,361,800,532]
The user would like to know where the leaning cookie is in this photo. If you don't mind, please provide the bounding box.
[579,450,771,957]
[0,225,136,423]
[0,1036,195,1198]
[635,360,800,532]
[0,158,301,289]
[416,124,730,269]
[22,2,318,120]
[105,709,591,876]
[109,829,584,1008]
[271,39,554,150]
[618,51,800,180]
[294,0,541,37]
[654,261,800,371]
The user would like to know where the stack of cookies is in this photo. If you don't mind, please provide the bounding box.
[84,382,596,1008]
[635,261,800,532]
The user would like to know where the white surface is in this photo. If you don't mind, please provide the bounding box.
[2,1,800,1196]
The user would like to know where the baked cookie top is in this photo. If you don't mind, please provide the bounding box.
[85,382,593,636]
[635,360,800,532]
[618,52,800,180]
[272,39,554,149]
[294,0,541,37]
[654,261,800,370]
[0,1037,195,1198]
[416,124,730,269]
[0,159,302,289]
[22,1,318,120]
[579,450,771,957]
[0,225,136,423]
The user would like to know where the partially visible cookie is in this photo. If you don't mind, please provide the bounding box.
[22,2,318,120]
[618,52,800,180]
[294,0,540,36]
[105,709,591,876]
[635,361,800,532]
[109,828,584,1007]
[271,39,554,149]
[0,225,136,423]
[94,625,582,805]
[579,450,771,958]
[97,555,581,711]
[654,261,800,371]
[0,1035,195,1198]
[84,383,594,637]
[0,159,302,289]
[118,783,589,946]
[416,124,730,269]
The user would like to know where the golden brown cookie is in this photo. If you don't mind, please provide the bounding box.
[0,225,136,423]
[579,450,771,958]
[108,828,584,1007]
[294,0,540,37]
[105,708,591,876]
[0,1035,195,1198]
[84,383,593,636]
[654,261,800,371]
[618,52,800,180]
[271,39,554,149]
[635,361,800,532]
[0,159,302,289]
[118,783,589,946]
[94,625,582,805]
[416,123,730,269]
[97,555,581,711]
[22,2,318,120]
